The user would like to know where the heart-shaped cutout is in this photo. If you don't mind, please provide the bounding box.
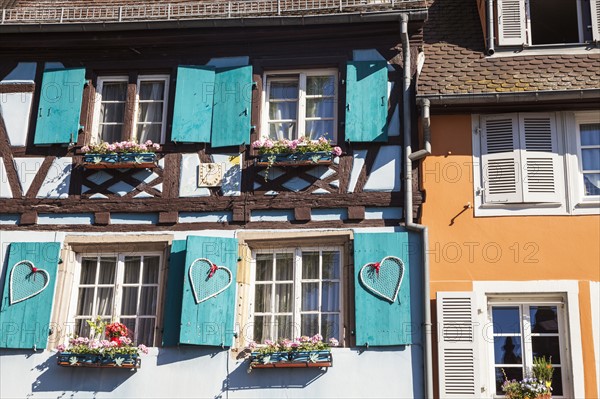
[189,258,232,304]
[359,256,404,303]
[9,260,50,305]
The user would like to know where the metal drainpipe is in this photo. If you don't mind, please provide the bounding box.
[487,0,495,55]
[401,14,434,399]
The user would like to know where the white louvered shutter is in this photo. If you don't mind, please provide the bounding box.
[591,0,600,41]
[518,113,563,203]
[437,292,481,399]
[481,114,523,203]
[497,0,527,45]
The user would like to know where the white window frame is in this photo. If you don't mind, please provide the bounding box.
[249,245,344,343]
[92,74,169,144]
[261,69,338,143]
[134,74,170,145]
[91,76,129,144]
[66,251,164,347]
[566,111,600,214]
[473,280,584,399]
[472,112,569,216]
[487,298,568,398]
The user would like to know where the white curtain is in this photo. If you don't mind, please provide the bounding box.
[99,83,126,143]
[136,81,164,143]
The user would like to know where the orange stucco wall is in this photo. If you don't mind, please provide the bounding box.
[422,114,600,398]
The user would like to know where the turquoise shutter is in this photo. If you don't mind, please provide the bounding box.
[34,68,86,145]
[171,66,216,143]
[353,231,414,346]
[211,65,252,148]
[162,240,187,346]
[0,242,60,349]
[345,61,388,142]
[179,236,238,346]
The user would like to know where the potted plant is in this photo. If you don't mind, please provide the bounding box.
[501,357,554,399]
[247,334,338,371]
[81,140,161,169]
[56,319,149,369]
[252,136,342,169]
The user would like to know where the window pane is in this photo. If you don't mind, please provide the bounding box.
[531,336,561,363]
[301,314,319,337]
[139,287,157,315]
[305,120,334,141]
[269,81,298,100]
[551,367,563,396]
[139,81,165,101]
[322,251,340,279]
[306,98,334,118]
[124,257,141,283]
[96,287,114,316]
[102,82,127,101]
[580,123,600,146]
[136,124,162,144]
[321,282,340,312]
[76,288,95,315]
[121,287,138,316]
[269,101,297,120]
[276,315,293,340]
[269,122,296,141]
[582,149,600,171]
[98,258,116,284]
[143,256,160,284]
[99,124,123,143]
[121,318,136,339]
[492,307,521,334]
[275,284,293,313]
[253,315,270,342]
[254,284,272,313]
[321,314,339,340]
[493,336,523,364]
[101,102,125,124]
[80,258,97,284]
[75,319,91,338]
[137,102,164,123]
[529,0,579,45]
[302,252,319,279]
[530,306,558,333]
[584,173,600,196]
[495,367,523,395]
[137,318,155,346]
[275,253,293,280]
[255,254,273,281]
[307,76,335,96]
[302,282,319,311]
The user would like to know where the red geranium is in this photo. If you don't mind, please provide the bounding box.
[105,322,129,343]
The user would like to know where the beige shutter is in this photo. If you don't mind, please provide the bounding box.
[497,0,527,45]
[591,0,600,41]
[481,114,523,203]
[437,292,481,399]
[518,113,563,203]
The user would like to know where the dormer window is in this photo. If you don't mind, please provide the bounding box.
[497,0,600,46]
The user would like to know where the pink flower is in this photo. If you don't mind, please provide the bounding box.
[299,336,310,343]
[152,143,161,150]
[57,344,66,352]
[119,336,132,346]
[251,140,263,149]
[107,144,116,152]
[81,145,90,153]
[138,344,149,354]
[264,140,274,149]
[328,338,339,347]
[139,144,148,152]
[145,140,153,146]
[248,340,257,350]
[332,146,342,156]
[311,333,323,343]
[289,140,299,150]
[318,136,328,143]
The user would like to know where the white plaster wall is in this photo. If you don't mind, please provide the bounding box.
[37,157,72,199]
[0,92,33,146]
[13,157,45,196]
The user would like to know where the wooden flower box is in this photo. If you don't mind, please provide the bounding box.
[82,153,157,169]
[57,352,140,369]
[249,350,332,369]
[255,151,333,167]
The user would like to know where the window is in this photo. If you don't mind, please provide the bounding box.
[489,300,567,397]
[93,75,169,144]
[251,247,342,343]
[262,70,338,142]
[497,0,600,46]
[69,252,163,346]
[576,117,600,198]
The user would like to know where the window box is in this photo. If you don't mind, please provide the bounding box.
[82,152,157,169]
[255,151,333,167]
[249,350,333,369]
[56,352,141,369]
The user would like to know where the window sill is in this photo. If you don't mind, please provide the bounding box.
[474,201,568,217]
[488,43,600,58]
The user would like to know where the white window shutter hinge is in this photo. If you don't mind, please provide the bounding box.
[475,127,481,135]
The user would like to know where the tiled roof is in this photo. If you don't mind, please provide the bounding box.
[418,0,600,96]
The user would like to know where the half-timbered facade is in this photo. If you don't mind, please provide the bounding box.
[0,1,429,397]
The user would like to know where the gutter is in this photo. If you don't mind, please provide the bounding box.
[400,14,434,399]
[417,88,600,106]
[0,9,428,34]
[486,0,495,55]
